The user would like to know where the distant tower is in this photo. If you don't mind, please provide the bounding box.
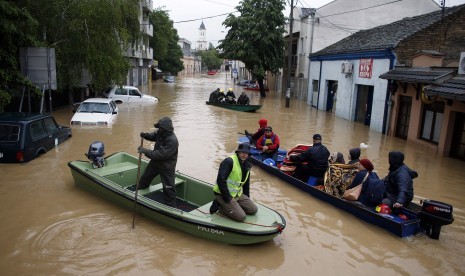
[196,21,207,51]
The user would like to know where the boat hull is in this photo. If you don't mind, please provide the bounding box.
[247,152,422,238]
[206,101,262,112]
[69,152,285,244]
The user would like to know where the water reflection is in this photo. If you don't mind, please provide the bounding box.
[0,72,464,275]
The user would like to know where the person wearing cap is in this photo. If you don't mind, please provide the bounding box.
[237,91,250,105]
[245,118,268,145]
[382,151,417,209]
[225,88,236,104]
[208,88,220,103]
[138,117,179,208]
[289,133,330,183]
[346,159,385,206]
[256,126,280,162]
[347,147,361,165]
[210,143,258,221]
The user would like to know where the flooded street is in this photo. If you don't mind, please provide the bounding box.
[1,72,464,275]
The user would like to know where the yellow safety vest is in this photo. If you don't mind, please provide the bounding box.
[213,155,250,197]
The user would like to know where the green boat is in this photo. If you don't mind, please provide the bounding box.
[206,101,262,112]
[68,151,285,244]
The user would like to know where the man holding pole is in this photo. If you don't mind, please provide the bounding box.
[137,117,179,208]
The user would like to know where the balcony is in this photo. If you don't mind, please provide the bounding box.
[141,0,153,12]
[140,23,153,37]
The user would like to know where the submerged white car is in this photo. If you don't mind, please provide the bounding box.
[103,85,158,103]
[70,98,118,126]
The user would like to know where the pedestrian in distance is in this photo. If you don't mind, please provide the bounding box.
[137,117,179,208]
[210,143,258,222]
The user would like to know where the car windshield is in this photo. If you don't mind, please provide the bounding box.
[77,102,111,113]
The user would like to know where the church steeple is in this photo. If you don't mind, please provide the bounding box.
[197,20,207,51]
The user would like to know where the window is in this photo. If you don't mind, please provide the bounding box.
[128,89,140,96]
[115,88,126,95]
[0,124,19,142]
[30,121,46,140]
[420,101,444,143]
[44,117,58,133]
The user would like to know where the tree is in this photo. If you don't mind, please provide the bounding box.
[198,48,223,71]
[218,0,286,97]
[150,8,184,75]
[17,0,141,93]
[0,0,41,112]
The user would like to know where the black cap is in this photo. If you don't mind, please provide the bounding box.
[235,143,251,154]
[313,134,322,140]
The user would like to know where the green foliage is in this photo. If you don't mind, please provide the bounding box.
[0,0,42,112]
[218,0,286,96]
[19,0,141,93]
[150,8,184,75]
[198,48,223,71]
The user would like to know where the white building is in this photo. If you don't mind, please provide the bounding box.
[196,21,208,51]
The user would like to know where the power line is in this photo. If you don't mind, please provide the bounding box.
[174,11,237,24]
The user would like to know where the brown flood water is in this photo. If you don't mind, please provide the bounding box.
[1,72,464,275]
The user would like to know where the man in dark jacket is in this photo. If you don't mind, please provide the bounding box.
[382,151,417,209]
[137,117,179,208]
[289,134,330,182]
[210,143,258,221]
[209,88,220,103]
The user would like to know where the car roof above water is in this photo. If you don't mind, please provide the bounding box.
[0,112,51,123]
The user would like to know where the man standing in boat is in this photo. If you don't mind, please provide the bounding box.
[210,143,258,221]
[137,117,179,208]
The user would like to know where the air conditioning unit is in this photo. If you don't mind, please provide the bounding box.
[341,62,353,74]
[459,52,465,75]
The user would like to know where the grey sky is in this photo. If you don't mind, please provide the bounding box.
[154,0,464,49]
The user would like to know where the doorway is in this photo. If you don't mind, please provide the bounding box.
[354,85,373,126]
[395,95,412,140]
[451,112,465,161]
[326,81,338,113]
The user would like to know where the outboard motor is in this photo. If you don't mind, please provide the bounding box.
[85,141,105,168]
[418,199,454,239]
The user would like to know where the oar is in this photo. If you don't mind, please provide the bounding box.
[132,137,144,229]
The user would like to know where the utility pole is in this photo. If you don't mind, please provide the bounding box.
[286,0,294,108]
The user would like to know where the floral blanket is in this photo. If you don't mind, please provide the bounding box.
[324,164,359,198]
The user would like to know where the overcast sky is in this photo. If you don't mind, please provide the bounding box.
[154,0,465,49]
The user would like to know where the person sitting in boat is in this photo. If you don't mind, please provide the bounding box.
[137,117,179,208]
[347,147,361,165]
[346,159,385,207]
[256,126,280,163]
[237,91,250,105]
[329,151,345,164]
[382,151,417,209]
[225,88,236,104]
[244,118,268,146]
[217,89,226,103]
[289,134,330,183]
[209,88,220,103]
[210,143,258,222]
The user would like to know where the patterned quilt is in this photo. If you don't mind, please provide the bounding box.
[324,164,359,198]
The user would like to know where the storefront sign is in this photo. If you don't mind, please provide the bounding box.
[359,58,373,79]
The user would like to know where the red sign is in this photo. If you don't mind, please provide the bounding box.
[359,58,373,79]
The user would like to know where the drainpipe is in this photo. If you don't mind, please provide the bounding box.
[382,49,396,135]
[316,61,323,109]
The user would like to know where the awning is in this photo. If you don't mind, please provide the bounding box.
[424,76,465,101]
[153,68,162,73]
[379,67,454,84]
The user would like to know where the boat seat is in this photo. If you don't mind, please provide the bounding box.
[133,177,185,195]
[99,162,138,176]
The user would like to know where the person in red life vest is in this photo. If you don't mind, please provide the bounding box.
[245,118,268,145]
[256,126,280,162]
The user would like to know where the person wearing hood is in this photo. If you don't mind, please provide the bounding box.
[210,143,258,221]
[347,148,361,165]
[245,118,268,145]
[209,88,220,103]
[382,151,417,209]
[138,117,179,208]
[256,126,280,162]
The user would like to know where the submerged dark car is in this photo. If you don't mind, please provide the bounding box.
[0,112,72,163]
